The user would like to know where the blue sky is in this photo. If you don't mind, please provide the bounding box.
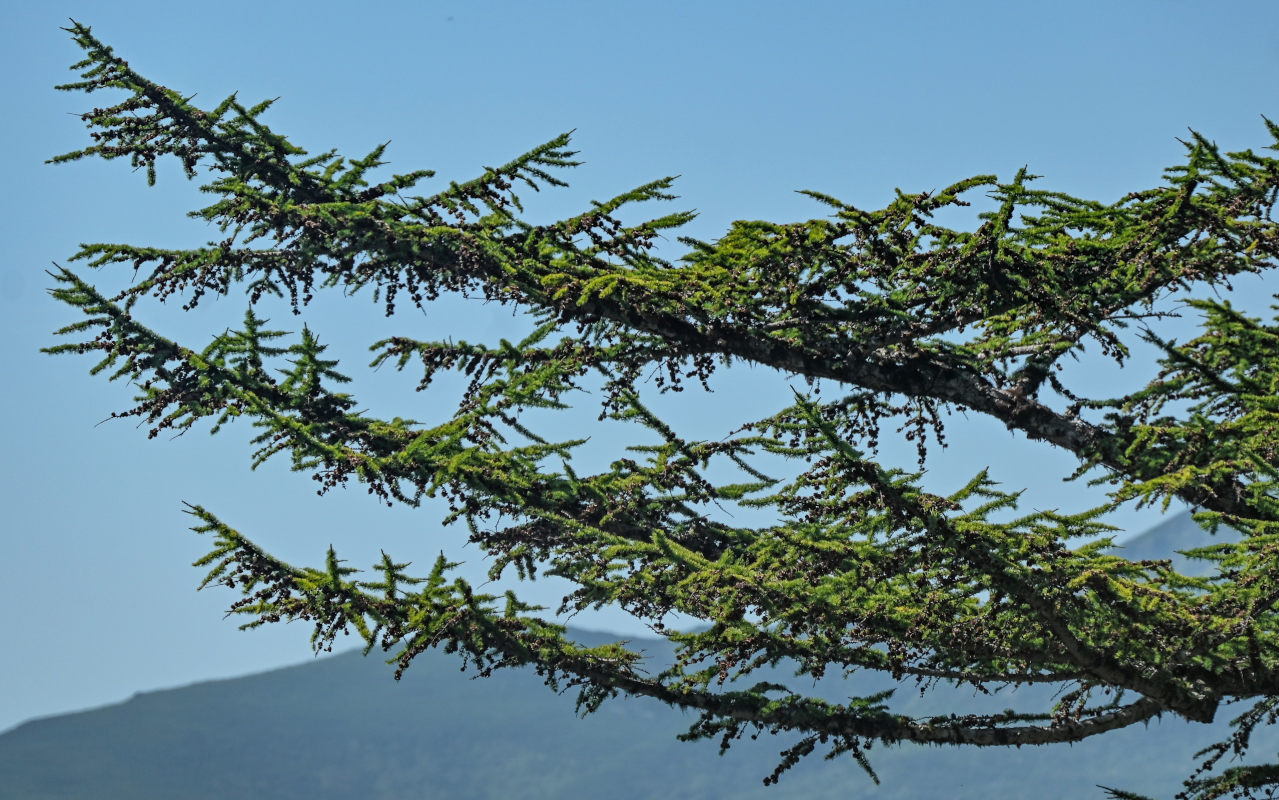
[3,0,1278,733]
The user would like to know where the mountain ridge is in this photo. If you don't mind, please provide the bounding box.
[3,511,1266,799]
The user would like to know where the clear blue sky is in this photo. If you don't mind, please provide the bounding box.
[4,0,1278,733]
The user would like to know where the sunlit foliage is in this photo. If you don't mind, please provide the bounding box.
[45,21,1279,798]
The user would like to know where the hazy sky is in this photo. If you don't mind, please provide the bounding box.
[4,0,1278,733]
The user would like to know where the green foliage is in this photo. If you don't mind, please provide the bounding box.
[45,20,1279,798]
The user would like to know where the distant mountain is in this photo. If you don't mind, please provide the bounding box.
[1109,510,1243,578]
[2,512,1269,799]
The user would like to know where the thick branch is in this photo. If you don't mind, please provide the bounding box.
[560,292,1259,522]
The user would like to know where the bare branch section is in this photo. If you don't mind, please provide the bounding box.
[45,21,1279,798]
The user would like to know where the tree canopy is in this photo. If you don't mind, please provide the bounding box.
[45,22,1279,799]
